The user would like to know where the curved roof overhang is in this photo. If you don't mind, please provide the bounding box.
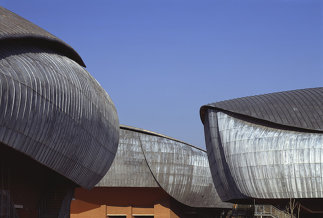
[98,125,232,209]
[0,7,85,67]
[200,87,323,132]
[0,6,119,189]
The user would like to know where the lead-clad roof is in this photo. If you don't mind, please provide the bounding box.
[98,125,232,209]
[0,45,119,188]
[0,7,85,66]
[200,87,323,132]
[0,7,119,189]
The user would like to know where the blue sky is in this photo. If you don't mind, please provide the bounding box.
[2,0,322,148]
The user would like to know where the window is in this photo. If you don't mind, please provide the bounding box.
[108,215,126,218]
[133,216,153,218]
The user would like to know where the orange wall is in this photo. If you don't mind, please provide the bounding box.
[71,200,105,218]
[74,187,169,206]
[71,187,179,218]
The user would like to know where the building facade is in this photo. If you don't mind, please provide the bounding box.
[200,87,323,215]
[0,7,119,218]
[71,125,232,218]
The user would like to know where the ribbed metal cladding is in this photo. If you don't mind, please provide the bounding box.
[217,112,323,199]
[97,127,159,187]
[0,6,84,66]
[203,109,245,201]
[200,88,323,202]
[98,125,232,209]
[201,87,323,132]
[0,44,119,189]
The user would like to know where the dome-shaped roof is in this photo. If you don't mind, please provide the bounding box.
[0,7,119,189]
[201,87,323,132]
[97,125,231,208]
[0,6,85,66]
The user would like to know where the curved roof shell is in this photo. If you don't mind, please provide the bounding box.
[0,7,119,188]
[0,7,85,66]
[200,88,323,202]
[201,87,323,132]
[217,112,323,199]
[97,125,232,209]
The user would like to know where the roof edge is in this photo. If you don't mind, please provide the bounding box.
[0,36,86,67]
[200,87,323,132]
[200,105,323,134]
[120,124,206,152]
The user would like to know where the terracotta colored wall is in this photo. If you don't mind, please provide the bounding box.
[74,187,169,206]
[71,187,178,218]
[71,199,105,218]
[106,205,132,218]
[154,203,179,218]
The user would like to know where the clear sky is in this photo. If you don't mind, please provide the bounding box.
[2,0,322,148]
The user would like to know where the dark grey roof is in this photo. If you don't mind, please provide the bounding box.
[121,124,206,152]
[0,7,85,66]
[200,87,323,132]
[0,6,119,189]
[0,44,119,189]
[97,126,159,188]
[97,125,232,209]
